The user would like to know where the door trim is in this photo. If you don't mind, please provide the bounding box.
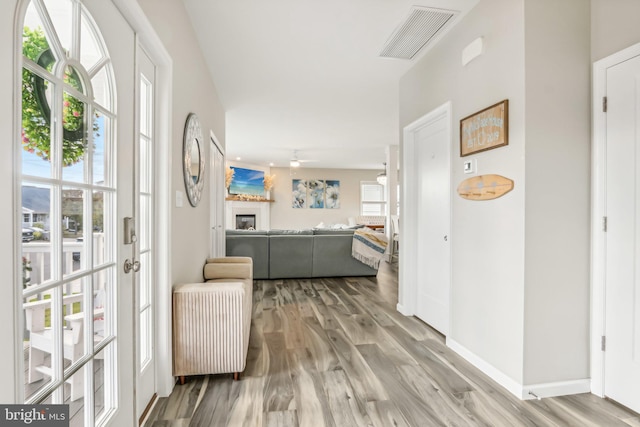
[398,101,452,334]
[209,130,225,259]
[112,0,174,398]
[591,41,640,398]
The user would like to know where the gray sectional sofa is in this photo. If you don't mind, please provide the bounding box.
[225,229,379,279]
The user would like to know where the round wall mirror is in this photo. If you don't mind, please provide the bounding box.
[183,113,205,206]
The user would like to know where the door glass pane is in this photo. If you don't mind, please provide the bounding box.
[22,184,53,287]
[94,354,105,422]
[140,136,151,193]
[42,0,73,54]
[23,3,58,69]
[93,268,113,351]
[96,342,116,422]
[23,293,54,401]
[62,92,87,179]
[93,112,106,185]
[22,69,53,178]
[62,187,85,277]
[139,251,150,308]
[92,190,106,266]
[66,368,87,420]
[140,306,151,369]
[140,194,150,250]
[91,66,111,110]
[80,13,103,71]
[140,76,152,137]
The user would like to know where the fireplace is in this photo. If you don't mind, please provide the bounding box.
[235,214,256,230]
[226,200,270,231]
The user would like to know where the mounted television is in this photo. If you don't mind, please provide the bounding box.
[229,166,265,197]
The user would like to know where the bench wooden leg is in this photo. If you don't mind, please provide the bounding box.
[179,376,186,385]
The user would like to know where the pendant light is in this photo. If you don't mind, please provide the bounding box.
[377,162,387,185]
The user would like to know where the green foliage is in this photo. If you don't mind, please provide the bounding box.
[22,256,32,289]
[21,27,93,167]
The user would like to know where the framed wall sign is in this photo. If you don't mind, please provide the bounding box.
[460,99,509,157]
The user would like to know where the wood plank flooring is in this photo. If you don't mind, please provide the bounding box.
[145,262,640,427]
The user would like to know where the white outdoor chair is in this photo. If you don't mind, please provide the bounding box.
[24,291,105,401]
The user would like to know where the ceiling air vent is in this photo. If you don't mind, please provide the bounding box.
[379,6,459,60]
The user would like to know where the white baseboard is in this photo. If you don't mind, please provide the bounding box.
[396,303,412,316]
[446,338,523,398]
[446,338,591,400]
[523,379,591,400]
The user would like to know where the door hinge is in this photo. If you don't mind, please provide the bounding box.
[603,96,608,113]
[601,336,606,351]
[603,216,608,232]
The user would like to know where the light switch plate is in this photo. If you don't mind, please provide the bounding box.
[463,159,476,174]
[176,190,183,207]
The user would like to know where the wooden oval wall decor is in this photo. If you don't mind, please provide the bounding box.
[457,174,514,201]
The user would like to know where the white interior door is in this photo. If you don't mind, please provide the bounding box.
[407,106,451,335]
[135,45,157,420]
[603,53,640,414]
[210,138,225,258]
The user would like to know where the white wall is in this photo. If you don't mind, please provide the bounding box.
[523,0,591,386]
[400,0,593,396]
[138,0,226,285]
[269,167,378,230]
[591,0,640,61]
[400,0,527,385]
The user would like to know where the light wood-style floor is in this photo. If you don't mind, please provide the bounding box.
[145,262,640,427]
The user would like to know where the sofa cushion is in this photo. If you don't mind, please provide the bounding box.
[225,234,269,279]
[312,234,378,277]
[226,229,268,236]
[312,228,355,235]
[268,229,313,235]
[268,234,313,278]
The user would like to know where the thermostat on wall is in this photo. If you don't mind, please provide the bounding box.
[463,159,476,174]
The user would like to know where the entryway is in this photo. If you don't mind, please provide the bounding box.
[592,43,640,414]
[399,102,451,336]
[15,1,170,425]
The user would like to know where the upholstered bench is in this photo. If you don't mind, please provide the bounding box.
[172,257,253,384]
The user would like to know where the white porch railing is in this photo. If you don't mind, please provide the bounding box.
[22,233,106,295]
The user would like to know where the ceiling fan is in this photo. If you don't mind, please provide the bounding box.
[289,150,317,168]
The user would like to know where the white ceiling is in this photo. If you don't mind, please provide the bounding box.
[183,0,479,170]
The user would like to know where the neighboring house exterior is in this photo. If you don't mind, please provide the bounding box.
[21,186,50,228]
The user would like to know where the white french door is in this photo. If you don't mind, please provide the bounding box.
[135,45,157,420]
[600,52,640,414]
[17,0,136,424]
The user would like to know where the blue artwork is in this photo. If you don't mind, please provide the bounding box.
[308,179,325,209]
[325,180,340,209]
[292,179,306,208]
[229,166,265,196]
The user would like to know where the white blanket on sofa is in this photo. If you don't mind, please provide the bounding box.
[351,228,388,269]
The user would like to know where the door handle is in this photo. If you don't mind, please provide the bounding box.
[124,258,141,274]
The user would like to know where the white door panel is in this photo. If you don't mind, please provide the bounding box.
[412,110,451,335]
[135,45,157,420]
[604,54,640,414]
